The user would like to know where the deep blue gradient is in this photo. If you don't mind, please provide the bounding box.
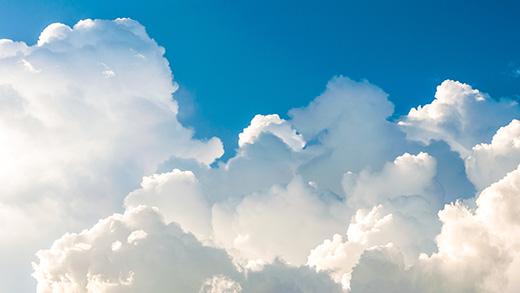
[1,0,519,160]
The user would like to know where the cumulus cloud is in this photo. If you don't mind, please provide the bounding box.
[238,114,305,151]
[32,206,240,292]
[310,163,520,292]
[399,80,520,157]
[2,18,520,293]
[211,177,344,266]
[124,169,212,240]
[343,152,437,208]
[348,163,520,292]
[289,77,408,196]
[32,205,341,292]
[31,71,520,292]
[304,152,443,290]
[0,18,222,291]
[307,201,439,291]
[465,119,520,190]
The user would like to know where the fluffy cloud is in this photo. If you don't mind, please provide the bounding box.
[399,80,520,158]
[32,206,240,292]
[308,196,439,290]
[289,76,408,196]
[465,119,520,190]
[311,164,520,292]
[306,152,441,289]
[3,18,520,293]
[124,169,212,240]
[0,18,223,291]
[343,152,437,208]
[32,205,341,292]
[211,177,344,266]
[238,114,305,151]
[348,164,520,292]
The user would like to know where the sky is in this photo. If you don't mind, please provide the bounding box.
[1,1,520,292]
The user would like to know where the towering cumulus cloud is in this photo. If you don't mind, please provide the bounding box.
[2,19,520,292]
[0,18,223,291]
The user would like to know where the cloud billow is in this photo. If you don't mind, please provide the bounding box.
[0,18,223,292]
[1,18,520,292]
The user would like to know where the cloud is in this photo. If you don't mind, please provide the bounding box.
[289,77,408,197]
[399,80,520,158]
[32,205,341,292]
[32,70,520,292]
[307,201,439,291]
[124,169,212,240]
[199,275,242,293]
[2,18,520,292]
[238,114,305,151]
[211,177,344,266]
[343,152,437,208]
[465,119,520,191]
[31,206,240,292]
[37,23,72,46]
[0,18,222,291]
[348,164,520,292]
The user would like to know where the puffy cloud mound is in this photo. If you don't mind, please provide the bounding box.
[349,164,520,292]
[399,80,520,157]
[124,169,212,239]
[307,201,439,291]
[2,18,520,293]
[465,119,520,190]
[199,275,242,293]
[32,206,341,292]
[238,114,305,151]
[30,206,235,292]
[343,152,437,208]
[289,77,407,196]
[0,18,223,291]
[32,206,238,292]
[211,177,344,266]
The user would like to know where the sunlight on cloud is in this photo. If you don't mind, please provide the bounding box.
[399,80,520,158]
[0,18,222,291]
[238,114,305,151]
[2,18,520,293]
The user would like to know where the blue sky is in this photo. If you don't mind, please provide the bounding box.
[2,0,519,158]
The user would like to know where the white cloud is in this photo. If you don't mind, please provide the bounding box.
[348,164,520,292]
[32,206,240,292]
[343,152,437,208]
[211,177,344,266]
[124,169,212,239]
[18,58,41,73]
[199,275,242,293]
[31,71,520,292]
[306,152,441,290]
[465,119,520,190]
[0,19,222,291]
[37,23,72,46]
[238,114,305,151]
[0,39,29,58]
[289,76,408,196]
[399,80,520,158]
[2,17,520,293]
[307,201,439,291]
[32,206,341,292]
